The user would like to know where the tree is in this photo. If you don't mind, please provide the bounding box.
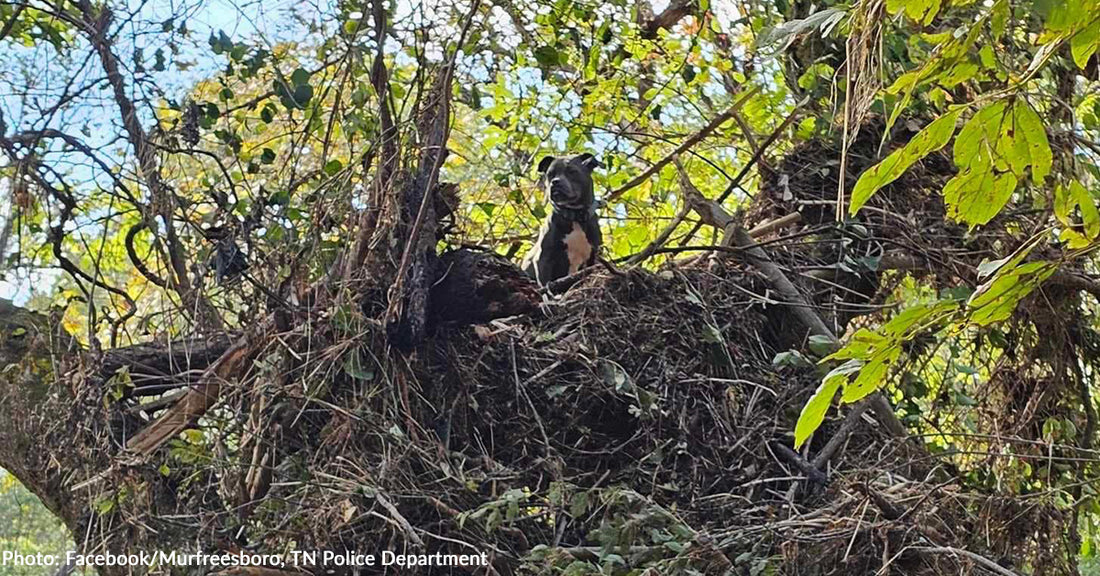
[2,0,1100,574]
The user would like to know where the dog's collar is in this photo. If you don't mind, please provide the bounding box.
[552,205,596,222]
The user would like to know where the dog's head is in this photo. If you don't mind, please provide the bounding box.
[537,153,604,211]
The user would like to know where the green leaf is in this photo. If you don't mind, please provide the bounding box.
[570,490,590,517]
[951,100,1047,201]
[824,328,888,362]
[954,101,1007,169]
[292,84,314,108]
[1075,181,1099,238]
[701,323,723,344]
[772,350,814,368]
[533,45,560,69]
[967,260,1057,325]
[807,334,838,356]
[1046,0,1092,34]
[260,148,276,164]
[598,359,632,392]
[978,45,997,70]
[584,45,599,81]
[977,254,1013,279]
[95,497,116,515]
[841,346,900,402]
[324,159,343,176]
[882,300,956,338]
[1073,20,1100,69]
[290,67,311,87]
[990,0,1009,39]
[943,164,1017,228]
[886,0,942,24]
[794,367,846,448]
[1013,100,1052,182]
[849,109,960,215]
[939,62,978,87]
[1055,181,1100,246]
[476,202,497,217]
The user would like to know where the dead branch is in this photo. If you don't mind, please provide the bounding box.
[124,332,262,455]
[385,0,482,348]
[909,546,1022,576]
[345,0,401,277]
[642,0,697,39]
[677,98,807,245]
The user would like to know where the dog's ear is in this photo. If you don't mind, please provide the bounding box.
[573,153,605,172]
[537,156,556,174]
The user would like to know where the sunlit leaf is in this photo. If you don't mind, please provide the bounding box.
[1072,20,1100,69]
[794,365,849,448]
[849,109,960,215]
[943,164,1017,228]
[841,346,900,403]
[968,260,1057,325]
[1013,100,1051,182]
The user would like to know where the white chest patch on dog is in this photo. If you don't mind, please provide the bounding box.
[563,222,592,275]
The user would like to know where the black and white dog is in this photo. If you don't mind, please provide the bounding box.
[521,153,604,287]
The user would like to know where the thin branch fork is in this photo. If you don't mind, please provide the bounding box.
[625,187,801,266]
[675,99,806,246]
[604,87,760,204]
[346,0,401,276]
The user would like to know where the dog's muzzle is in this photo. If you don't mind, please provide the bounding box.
[549,179,568,198]
[551,180,581,206]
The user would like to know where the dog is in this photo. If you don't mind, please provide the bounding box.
[521,153,604,287]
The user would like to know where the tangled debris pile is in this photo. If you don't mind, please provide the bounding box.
[57,265,1065,575]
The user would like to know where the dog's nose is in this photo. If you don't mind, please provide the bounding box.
[550,178,568,197]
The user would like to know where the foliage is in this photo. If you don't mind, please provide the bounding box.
[798,0,1100,448]
[0,471,72,576]
[3,0,1100,571]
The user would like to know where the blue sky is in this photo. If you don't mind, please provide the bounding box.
[0,0,322,303]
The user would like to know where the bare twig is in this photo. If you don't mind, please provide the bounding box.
[810,402,870,469]
[74,0,221,330]
[770,441,827,485]
[677,99,807,244]
[605,87,760,204]
[909,546,1022,576]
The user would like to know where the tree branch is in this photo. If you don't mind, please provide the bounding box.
[74,0,221,331]
[605,87,759,204]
